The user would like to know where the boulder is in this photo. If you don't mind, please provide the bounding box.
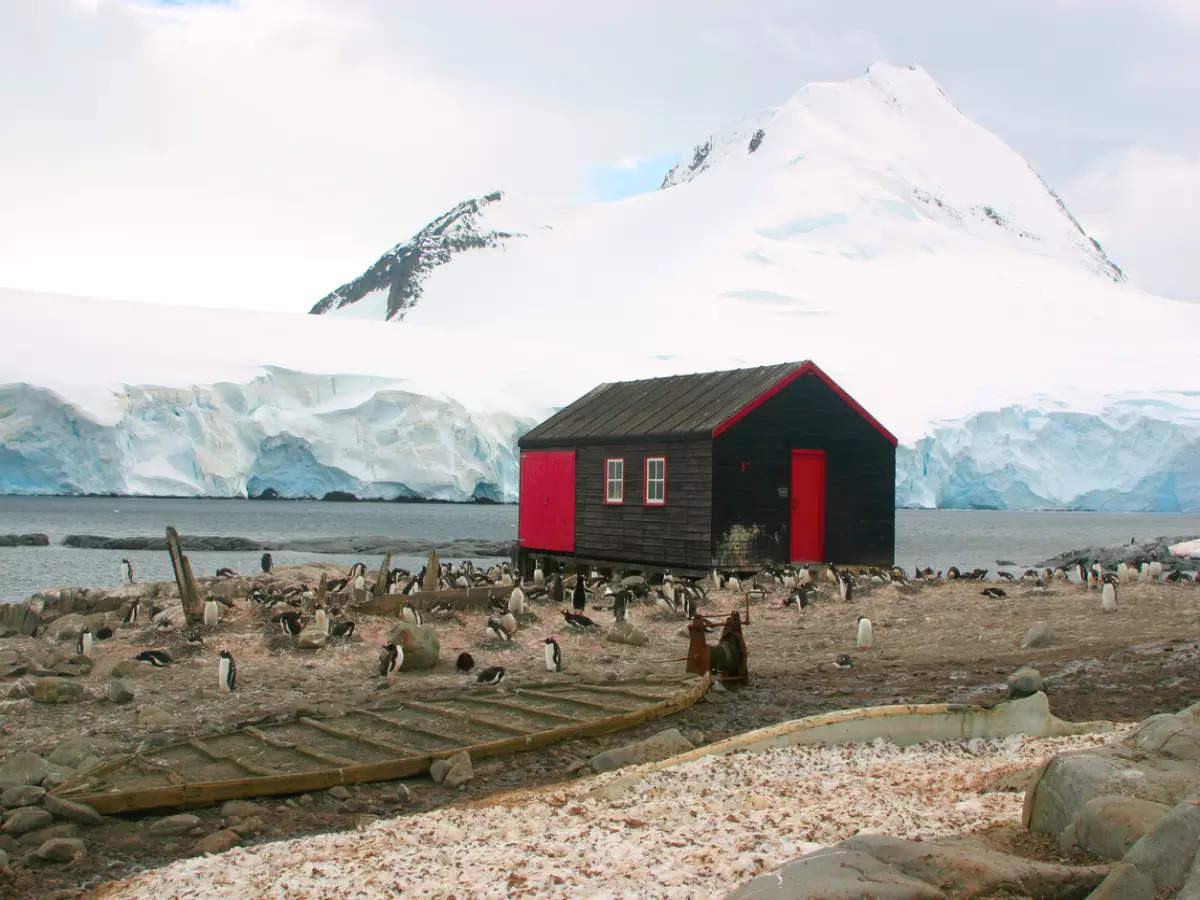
[108,660,140,679]
[1,806,53,835]
[606,619,649,647]
[326,786,351,801]
[42,794,105,826]
[195,829,240,855]
[387,622,439,670]
[296,629,328,651]
[588,728,694,774]
[0,785,46,809]
[150,813,201,836]
[429,759,451,785]
[1006,666,1044,699]
[49,738,106,770]
[1060,795,1169,860]
[443,751,473,788]
[220,800,267,818]
[31,677,84,704]
[137,706,173,729]
[49,655,93,678]
[108,677,135,704]
[1019,621,1055,649]
[0,847,7,874]
[726,834,1109,899]
[33,837,86,863]
[0,602,41,637]
[0,752,50,787]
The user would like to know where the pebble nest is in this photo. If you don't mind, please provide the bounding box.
[97,727,1129,899]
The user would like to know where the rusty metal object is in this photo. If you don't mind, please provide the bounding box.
[686,612,749,683]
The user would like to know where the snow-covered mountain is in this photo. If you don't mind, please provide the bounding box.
[2,63,1198,508]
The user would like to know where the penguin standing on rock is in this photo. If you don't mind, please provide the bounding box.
[121,558,134,586]
[856,616,874,649]
[543,637,562,672]
[77,626,94,658]
[203,596,220,627]
[218,649,237,692]
[123,598,141,626]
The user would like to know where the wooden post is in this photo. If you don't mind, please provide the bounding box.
[373,552,392,597]
[316,574,327,612]
[166,527,203,626]
[423,549,440,592]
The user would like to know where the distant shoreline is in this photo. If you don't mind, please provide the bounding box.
[0,493,516,505]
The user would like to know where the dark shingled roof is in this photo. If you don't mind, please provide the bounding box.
[519,361,897,449]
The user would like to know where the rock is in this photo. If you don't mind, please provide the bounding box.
[49,739,103,771]
[6,679,33,699]
[40,767,77,790]
[137,706,173,728]
[0,752,50,787]
[150,813,201,836]
[296,629,328,650]
[0,847,7,874]
[108,677,135,704]
[0,601,41,637]
[326,786,352,801]
[31,677,84,704]
[429,759,451,785]
[49,655,93,678]
[726,834,1109,899]
[588,728,694,774]
[606,619,649,647]
[1099,791,1200,897]
[0,785,46,809]
[391,784,411,803]
[33,836,86,863]
[152,605,187,629]
[2,806,53,835]
[230,815,265,837]
[443,751,473,788]
[683,729,707,747]
[22,822,78,845]
[108,660,140,679]
[1089,861,1156,900]
[1019,621,1055,649]
[1006,666,1044,699]
[387,622,440,670]
[195,829,240,855]
[1059,795,1169,860]
[220,800,267,818]
[42,794,106,826]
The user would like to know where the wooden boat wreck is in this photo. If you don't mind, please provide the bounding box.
[51,673,708,815]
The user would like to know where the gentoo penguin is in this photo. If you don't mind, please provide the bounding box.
[121,558,134,586]
[261,552,273,573]
[562,609,598,630]
[543,637,562,672]
[278,611,303,636]
[486,618,513,642]
[123,598,141,626]
[838,573,853,604]
[1149,561,1163,582]
[711,569,724,590]
[330,620,355,638]
[727,574,742,594]
[1101,580,1118,612]
[551,573,564,604]
[77,626,94,658]
[946,566,961,580]
[499,609,517,636]
[203,596,220,627]
[348,562,367,580]
[401,602,422,626]
[456,652,475,674]
[834,653,853,669]
[981,587,1007,599]
[856,616,874,649]
[354,573,366,593]
[1139,562,1149,583]
[218,649,237,692]
[314,606,329,635]
[654,588,679,616]
[1117,562,1131,584]
[136,649,173,667]
[216,567,236,578]
[572,576,587,612]
[509,584,526,615]
[476,665,505,685]
[379,642,401,680]
[612,589,629,622]
[533,562,545,587]
[996,571,1015,582]
[94,626,113,640]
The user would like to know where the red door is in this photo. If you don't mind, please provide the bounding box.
[790,450,826,562]
[519,451,576,552]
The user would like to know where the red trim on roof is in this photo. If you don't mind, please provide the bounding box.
[710,361,898,446]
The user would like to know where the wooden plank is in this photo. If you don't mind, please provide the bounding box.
[187,739,280,777]
[452,696,590,724]
[510,688,630,714]
[242,726,357,767]
[400,700,533,736]
[298,716,420,757]
[353,710,465,748]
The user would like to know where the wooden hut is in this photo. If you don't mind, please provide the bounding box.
[517,361,896,574]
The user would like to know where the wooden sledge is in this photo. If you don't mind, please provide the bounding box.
[50,673,708,815]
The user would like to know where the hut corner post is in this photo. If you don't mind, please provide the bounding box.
[373,552,392,597]
[165,526,203,626]
[423,549,440,592]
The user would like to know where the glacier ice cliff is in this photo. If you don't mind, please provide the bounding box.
[0,369,532,501]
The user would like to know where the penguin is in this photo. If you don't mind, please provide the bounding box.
[354,573,366,593]
[476,666,505,685]
[261,552,273,573]
[654,588,679,616]
[533,563,545,587]
[486,618,513,642]
[278,611,303,636]
[136,649,173,667]
[682,586,701,618]
[572,576,587,612]
[856,615,874,649]
[543,637,562,672]
[456,652,475,674]
[710,569,724,590]
[499,610,517,636]
[94,626,113,640]
[123,598,141,626]
[218,649,237,692]
[216,567,236,578]
[727,575,742,594]
[348,562,367,580]
[834,653,853,669]
[77,626,94,658]
[551,573,564,605]
[946,566,961,580]
[981,587,1007,599]
[838,573,853,603]
[314,606,329,635]
[1149,561,1164,582]
[612,589,629,622]
[1117,562,1131,584]
[509,584,526,615]
[121,558,134,586]
[996,571,1015,582]
[330,620,355,638]
[563,609,598,630]
[1101,580,1118,612]
[203,596,220,627]
[401,602,422,626]
[787,587,812,611]
[379,642,401,680]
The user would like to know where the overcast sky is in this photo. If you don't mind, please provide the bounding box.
[1,0,1196,312]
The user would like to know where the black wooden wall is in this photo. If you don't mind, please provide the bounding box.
[712,374,894,567]
[573,439,712,570]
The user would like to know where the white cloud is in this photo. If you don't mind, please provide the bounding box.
[1064,147,1200,301]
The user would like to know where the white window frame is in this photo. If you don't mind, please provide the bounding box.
[604,457,624,505]
[644,456,666,506]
